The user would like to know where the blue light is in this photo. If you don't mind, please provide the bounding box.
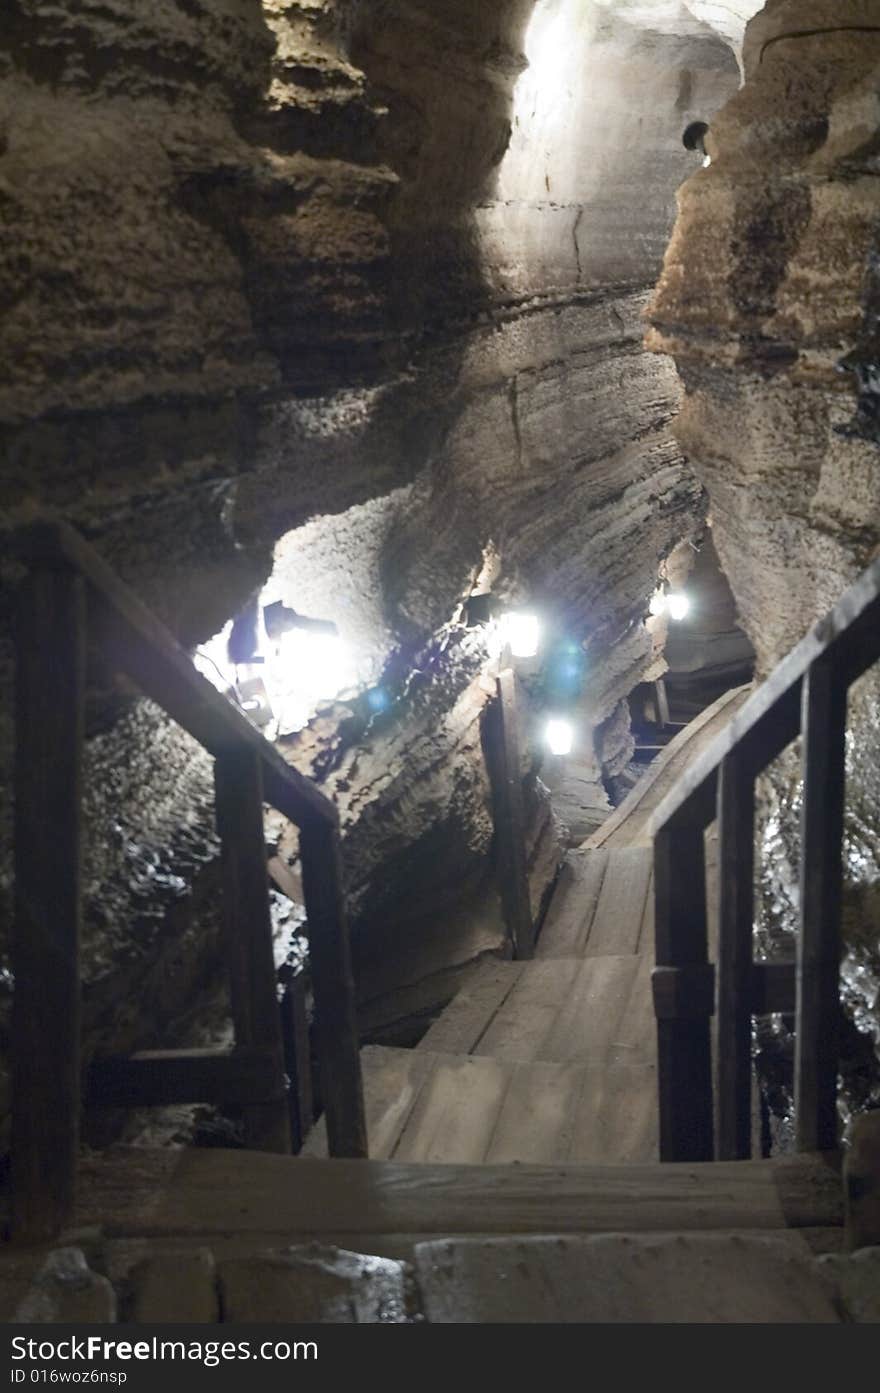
[367,687,390,713]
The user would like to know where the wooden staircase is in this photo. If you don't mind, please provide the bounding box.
[304,687,752,1168]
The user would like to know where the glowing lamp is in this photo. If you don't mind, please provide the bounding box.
[546,718,574,757]
[648,589,666,617]
[667,592,691,622]
[500,610,540,659]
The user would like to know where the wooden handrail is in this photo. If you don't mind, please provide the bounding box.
[10,519,366,1241]
[12,520,337,828]
[651,554,880,1163]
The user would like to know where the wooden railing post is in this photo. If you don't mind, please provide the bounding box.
[214,748,290,1154]
[12,567,86,1240]
[653,810,715,1162]
[279,969,313,1153]
[716,749,756,1160]
[795,657,847,1153]
[299,817,367,1158]
[485,667,534,960]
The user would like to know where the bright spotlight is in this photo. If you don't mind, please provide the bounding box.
[648,589,666,617]
[667,592,691,622]
[546,718,574,757]
[500,610,540,659]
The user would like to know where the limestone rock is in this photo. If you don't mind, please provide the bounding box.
[129,1248,218,1324]
[14,1247,116,1324]
[414,1232,840,1323]
[818,1247,880,1323]
[218,1244,411,1323]
[846,1110,880,1251]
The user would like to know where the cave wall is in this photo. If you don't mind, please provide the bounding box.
[648,0,880,1126]
[0,2,745,1101]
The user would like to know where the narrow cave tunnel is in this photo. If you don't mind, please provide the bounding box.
[1,0,880,1329]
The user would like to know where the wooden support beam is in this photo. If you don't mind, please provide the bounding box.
[796,658,847,1153]
[12,568,86,1241]
[300,816,367,1159]
[485,668,534,960]
[751,961,795,1016]
[716,750,756,1161]
[215,749,291,1154]
[86,1048,283,1108]
[279,972,314,1154]
[653,818,714,1162]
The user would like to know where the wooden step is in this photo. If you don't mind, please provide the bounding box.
[393,1053,513,1164]
[305,1046,657,1165]
[536,849,608,958]
[484,1059,657,1165]
[416,959,523,1055]
[74,1147,844,1241]
[474,954,651,1066]
[584,847,652,957]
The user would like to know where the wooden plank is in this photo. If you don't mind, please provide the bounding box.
[303,1046,436,1161]
[484,668,534,959]
[279,972,313,1153]
[417,960,523,1055]
[484,1060,586,1165]
[569,1063,658,1164]
[474,959,577,1062]
[796,658,847,1153]
[12,568,86,1241]
[74,1148,844,1239]
[299,816,367,1159]
[392,1055,514,1163]
[12,520,335,829]
[214,748,290,1155]
[716,750,756,1160]
[536,849,608,958]
[654,820,714,1162]
[612,952,655,1063]
[540,955,644,1065]
[85,1048,284,1108]
[586,847,652,956]
[636,866,655,954]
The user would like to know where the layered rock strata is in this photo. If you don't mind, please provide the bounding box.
[0,1,745,1138]
[649,0,880,1126]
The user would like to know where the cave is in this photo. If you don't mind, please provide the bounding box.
[1,0,880,1329]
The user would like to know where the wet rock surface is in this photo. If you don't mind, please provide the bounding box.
[649,0,880,1130]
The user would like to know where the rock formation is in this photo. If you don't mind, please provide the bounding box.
[9,1,866,1150]
[649,0,880,1127]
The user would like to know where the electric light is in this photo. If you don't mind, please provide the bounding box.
[265,626,353,734]
[667,592,691,622]
[499,610,540,659]
[546,718,574,757]
[648,589,666,617]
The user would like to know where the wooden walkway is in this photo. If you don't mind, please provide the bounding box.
[3,680,852,1325]
[306,686,752,1167]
